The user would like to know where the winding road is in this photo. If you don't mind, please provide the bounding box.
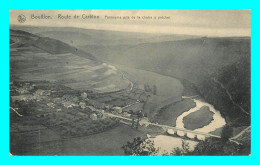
[10,107,23,117]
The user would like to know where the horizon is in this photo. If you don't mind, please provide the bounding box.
[10,24,251,38]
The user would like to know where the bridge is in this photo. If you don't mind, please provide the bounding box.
[103,112,221,141]
[90,107,240,144]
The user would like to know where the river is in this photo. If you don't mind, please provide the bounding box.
[152,96,226,155]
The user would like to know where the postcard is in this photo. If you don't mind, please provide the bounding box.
[9,10,251,156]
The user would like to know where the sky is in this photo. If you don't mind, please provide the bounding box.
[10,10,251,37]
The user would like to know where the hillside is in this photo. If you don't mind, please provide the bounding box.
[80,37,250,83]
[10,29,129,93]
[10,29,97,60]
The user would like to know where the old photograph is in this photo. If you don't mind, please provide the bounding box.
[9,10,251,155]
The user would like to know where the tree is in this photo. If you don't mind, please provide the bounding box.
[153,85,157,95]
[190,138,224,155]
[144,84,152,93]
[122,137,158,156]
[171,140,191,155]
[221,124,233,142]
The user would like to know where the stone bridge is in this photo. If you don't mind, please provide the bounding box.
[112,113,221,141]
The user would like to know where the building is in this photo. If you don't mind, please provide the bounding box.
[81,92,88,99]
[35,89,51,96]
[112,107,122,113]
[47,102,55,108]
[53,98,62,104]
[79,102,86,109]
[90,113,98,120]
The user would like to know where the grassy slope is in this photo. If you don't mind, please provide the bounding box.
[10,29,97,60]
[10,29,129,93]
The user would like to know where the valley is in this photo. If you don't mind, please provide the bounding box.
[9,27,251,155]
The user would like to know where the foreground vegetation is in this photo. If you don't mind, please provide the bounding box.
[122,127,250,156]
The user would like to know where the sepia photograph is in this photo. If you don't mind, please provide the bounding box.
[9,10,251,156]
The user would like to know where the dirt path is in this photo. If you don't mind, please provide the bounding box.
[230,126,251,140]
[10,107,23,117]
[121,100,140,109]
[212,77,249,115]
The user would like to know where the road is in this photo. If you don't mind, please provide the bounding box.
[122,74,133,92]
[121,100,140,109]
[117,67,133,92]
[230,126,251,140]
[182,95,199,99]
[10,107,23,117]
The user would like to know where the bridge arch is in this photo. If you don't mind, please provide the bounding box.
[166,129,176,135]
[177,131,185,137]
[186,132,196,139]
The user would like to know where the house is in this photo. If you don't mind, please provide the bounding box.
[72,96,79,102]
[36,89,44,95]
[23,83,34,90]
[96,112,103,118]
[104,105,112,111]
[93,103,105,109]
[87,106,98,112]
[17,88,29,94]
[79,102,86,109]
[47,102,55,108]
[62,94,79,103]
[81,92,88,99]
[112,107,122,113]
[11,95,31,102]
[90,113,98,120]
[35,89,51,96]
[122,111,131,118]
[53,98,62,104]
[63,101,74,109]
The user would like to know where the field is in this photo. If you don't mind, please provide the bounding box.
[153,99,196,126]
[9,81,121,155]
[62,124,146,155]
[183,106,214,130]
[11,123,143,155]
